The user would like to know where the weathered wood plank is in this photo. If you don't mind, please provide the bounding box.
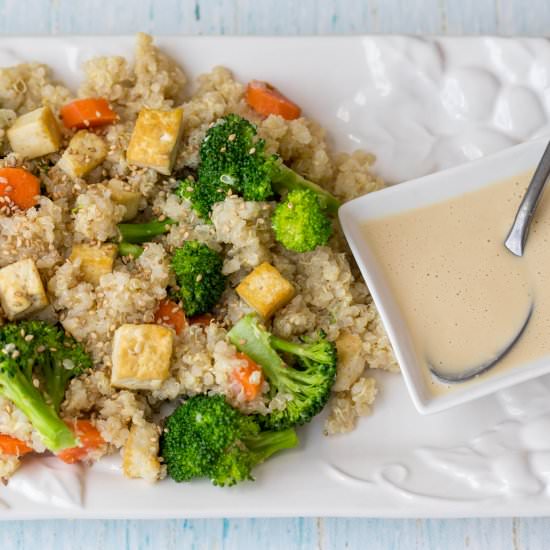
[0,0,545,36]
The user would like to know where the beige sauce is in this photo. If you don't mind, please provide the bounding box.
[362,170,550,394]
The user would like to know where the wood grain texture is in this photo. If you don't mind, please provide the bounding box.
[2,517,550,549]
[0,0,550,548]
[0,0,546,35]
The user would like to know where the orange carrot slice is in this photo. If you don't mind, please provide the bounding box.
[232,352,264,400]
[60,98,118,129]
[154,299,187,335]
[57,420,105,464]
[0,167,40,211]
[246,80,301,120]
[0,434,33,457]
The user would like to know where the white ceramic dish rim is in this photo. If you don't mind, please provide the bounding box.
[340,138,550,414]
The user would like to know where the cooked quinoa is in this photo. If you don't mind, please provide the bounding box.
[0,33,397,482]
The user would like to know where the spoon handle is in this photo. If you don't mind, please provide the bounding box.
[505,141,550,257]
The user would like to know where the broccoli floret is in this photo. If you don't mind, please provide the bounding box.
[171,241,226,317]
[272,188,333,252]
[269,161,340,215]
[117,218,177,244]
[160,394,298,486]
[227,314,336,430]
[0,321,92,451]
[176,114,275,219]
[176,114,340,219]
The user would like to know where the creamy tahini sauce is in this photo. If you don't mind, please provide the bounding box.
[363,170,550,394]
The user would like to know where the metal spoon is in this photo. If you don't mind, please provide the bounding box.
[429,303,533,383]
[505,141,550,257]
[429,143,550,384]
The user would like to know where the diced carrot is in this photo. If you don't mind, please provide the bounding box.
[232,352,264,401]
[0,434,33,457]
[188,313,214,326]
[60,98,118,129]
[245,80,301,120]
[154,299,187,335]
[0,167,40,211]
[57,419,105,464]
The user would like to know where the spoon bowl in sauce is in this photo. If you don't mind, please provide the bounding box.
[428,302,534,383]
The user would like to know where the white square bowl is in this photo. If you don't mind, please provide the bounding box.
[339,137,550,414]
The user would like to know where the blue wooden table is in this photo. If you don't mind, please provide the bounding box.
[1,1,550,548]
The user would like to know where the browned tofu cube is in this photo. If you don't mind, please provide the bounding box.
[57,130,107,178]
[236,262,295,318]
[108,179,141,221]
[70,243,118,285]
[0,258,48,319]
[111,324,173,391]
[126,108,183,175]
[122,422,161,482]
[7,106,61,159]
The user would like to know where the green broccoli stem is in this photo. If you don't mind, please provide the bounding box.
[242,428,298,464]
[227,316,316,397]
[270,335,334,365]
[228,316,324,379]
[228,315,285,382]
[0,364,77,451]
[117,218,177,244]
[228,315,336,403]
[118,242,144,258]
[270,336,314,361]
[41,357,71,413]
[269,161,341,215]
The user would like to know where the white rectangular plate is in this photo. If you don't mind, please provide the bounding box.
[1,35,550,519]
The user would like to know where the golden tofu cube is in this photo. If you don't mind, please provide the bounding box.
[108,179,141,221]
[0,258,48,320]
[126,108,183,175]
[333,333,365,392]
[70,243,117,285]
[111,324,173,391]
[7,106,61,159]
[57,130,107,178]
[122,422,161,482]
[236,262,295,318]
